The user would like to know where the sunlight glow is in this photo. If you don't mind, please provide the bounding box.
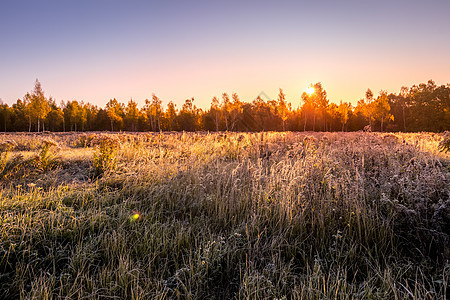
[306,86,315,96]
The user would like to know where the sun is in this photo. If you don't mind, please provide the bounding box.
[306,86,315,96]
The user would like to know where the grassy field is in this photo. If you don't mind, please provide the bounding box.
[0,131,449,299]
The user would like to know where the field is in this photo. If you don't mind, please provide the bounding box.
[0,131,449,299]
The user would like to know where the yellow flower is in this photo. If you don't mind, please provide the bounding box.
[130,211,142,222]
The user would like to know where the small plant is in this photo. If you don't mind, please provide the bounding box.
[76,133,97,147]
[382,133,399,145]
[438,131,450,153]
[303,135,318,153]
[0,140,24,179]
[33,138,61,172]
[0,140,16,172]
[93,135,120,176]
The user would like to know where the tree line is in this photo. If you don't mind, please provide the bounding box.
[0,79,448,133]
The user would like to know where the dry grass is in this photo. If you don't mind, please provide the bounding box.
[0,131,449,299]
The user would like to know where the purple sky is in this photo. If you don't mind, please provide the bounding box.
[1,0,449,109]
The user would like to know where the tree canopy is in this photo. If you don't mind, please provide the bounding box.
[0,79,448,133]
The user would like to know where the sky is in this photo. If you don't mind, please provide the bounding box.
[1,0,449,109]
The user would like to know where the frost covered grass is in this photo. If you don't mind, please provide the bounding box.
[0,131,448,299]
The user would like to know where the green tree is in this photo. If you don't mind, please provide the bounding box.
[277,88,290,131]
[84,103,98,131]
[45,98,64,132]
[143,94,163,131]
[338,101,351,131]
[221,93,231,131]
[178,97,198,131]
[79,102,88,131]
[373,91,393,132]
[252,95,274,131]
[125,99,140,131]
[354,99,370,130]
[398,86,409,131]
[407,80,449,132]
[11,99,29,131]
[0,100,12,132]
[63,100,81,131]
[300,83,328,131]
[301,90,314,131]
[210,97,221,131]
[29,79,50,132]
[365,88,374,129]
[327,103,341,131]
[106,98,124,131]
[165,101,177,131]
[311,83,327,131]
[314,83,329,131]
[230,93,243,131]
[22,93,33,131]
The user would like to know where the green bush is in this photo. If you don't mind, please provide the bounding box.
[33,138,61,172]
[0,140,22,179]
[0,140,16,173]
[93,135,120,176]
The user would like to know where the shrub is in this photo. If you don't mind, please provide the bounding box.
[438,131,450,153]
[32,138,61,172]
[92,135,120,176]
[0,140,23,179]
[76,133,97,148]
[0,140,16,172]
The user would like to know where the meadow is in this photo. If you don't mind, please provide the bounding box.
[0,131,449,299]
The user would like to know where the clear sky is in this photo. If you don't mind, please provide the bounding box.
[1,0,449,109]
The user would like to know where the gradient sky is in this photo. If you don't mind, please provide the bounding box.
[1,0,449,109]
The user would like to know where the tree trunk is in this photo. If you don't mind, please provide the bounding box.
[402,106,406,132]
[303,112,307,131]
[149,115,154,131]
[110,119,114,131]
[37,119,40,132]
[313,110,316,131]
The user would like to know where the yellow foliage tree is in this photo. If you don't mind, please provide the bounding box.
[373,91,394,132]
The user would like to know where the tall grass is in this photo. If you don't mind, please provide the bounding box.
[0,131,448,299]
